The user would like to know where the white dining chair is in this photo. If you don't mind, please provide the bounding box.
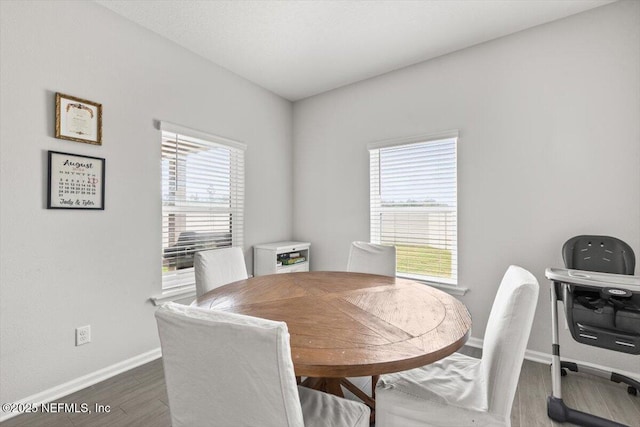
[345,241,397,403]
[194,247,248,298]
[155,302,370,427]
[347,241,396,277]
[375,265,539,427]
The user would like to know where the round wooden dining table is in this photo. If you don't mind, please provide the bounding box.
[194,271,471,413]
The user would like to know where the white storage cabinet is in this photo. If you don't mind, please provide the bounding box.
[253,241,310,276]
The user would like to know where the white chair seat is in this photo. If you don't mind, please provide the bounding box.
[378,352,485,410]
[376,353,506,426]
[297,385,370,427]
[376,387,505,427]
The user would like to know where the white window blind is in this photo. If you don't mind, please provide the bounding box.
[369,133,458,285]
[161,122,245,290]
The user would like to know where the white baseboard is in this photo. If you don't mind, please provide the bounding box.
[0,348,162,423]
[465,337,640,382]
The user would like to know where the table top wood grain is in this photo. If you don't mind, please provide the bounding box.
[194,271,472,378]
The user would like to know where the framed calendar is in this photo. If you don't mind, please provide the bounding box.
[47,151,105,210]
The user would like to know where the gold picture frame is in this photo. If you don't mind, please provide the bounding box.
[55,93,102,145]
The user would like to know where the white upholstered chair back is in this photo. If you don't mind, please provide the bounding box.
[194,247,248,298]
[375,265,539,426]
[347,241,396,277]
[480,265,540,419]
[155,302,305,427]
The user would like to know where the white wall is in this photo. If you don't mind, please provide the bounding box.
[293,1,640,373]
[0,0,292,405]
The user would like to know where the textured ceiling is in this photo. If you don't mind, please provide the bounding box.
[95,0,615,101]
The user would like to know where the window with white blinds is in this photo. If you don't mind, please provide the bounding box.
[369,132,458,285]
[161,122,245,290]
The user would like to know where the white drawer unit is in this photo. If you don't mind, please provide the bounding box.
[253,241,310,276]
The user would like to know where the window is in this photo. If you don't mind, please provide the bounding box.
[369,132,458,285]
[161,122,245,290]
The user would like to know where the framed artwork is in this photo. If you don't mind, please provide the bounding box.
[55,93,102,145]
[47,151,105,210]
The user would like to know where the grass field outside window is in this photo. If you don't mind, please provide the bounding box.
[394,244,452,279]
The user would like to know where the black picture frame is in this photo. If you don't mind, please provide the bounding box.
[47,151,105,210]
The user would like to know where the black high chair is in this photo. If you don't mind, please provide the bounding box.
[546,235,640,427]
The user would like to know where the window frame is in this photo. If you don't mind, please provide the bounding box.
[368,130,458,286]
[160,121,246,291]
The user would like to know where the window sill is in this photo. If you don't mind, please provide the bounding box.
[150,285,196,306]
[150,274,254,306]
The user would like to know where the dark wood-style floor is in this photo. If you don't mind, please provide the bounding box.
[2,347,639,426]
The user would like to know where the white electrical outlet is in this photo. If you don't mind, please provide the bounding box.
[76,325,91,346]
